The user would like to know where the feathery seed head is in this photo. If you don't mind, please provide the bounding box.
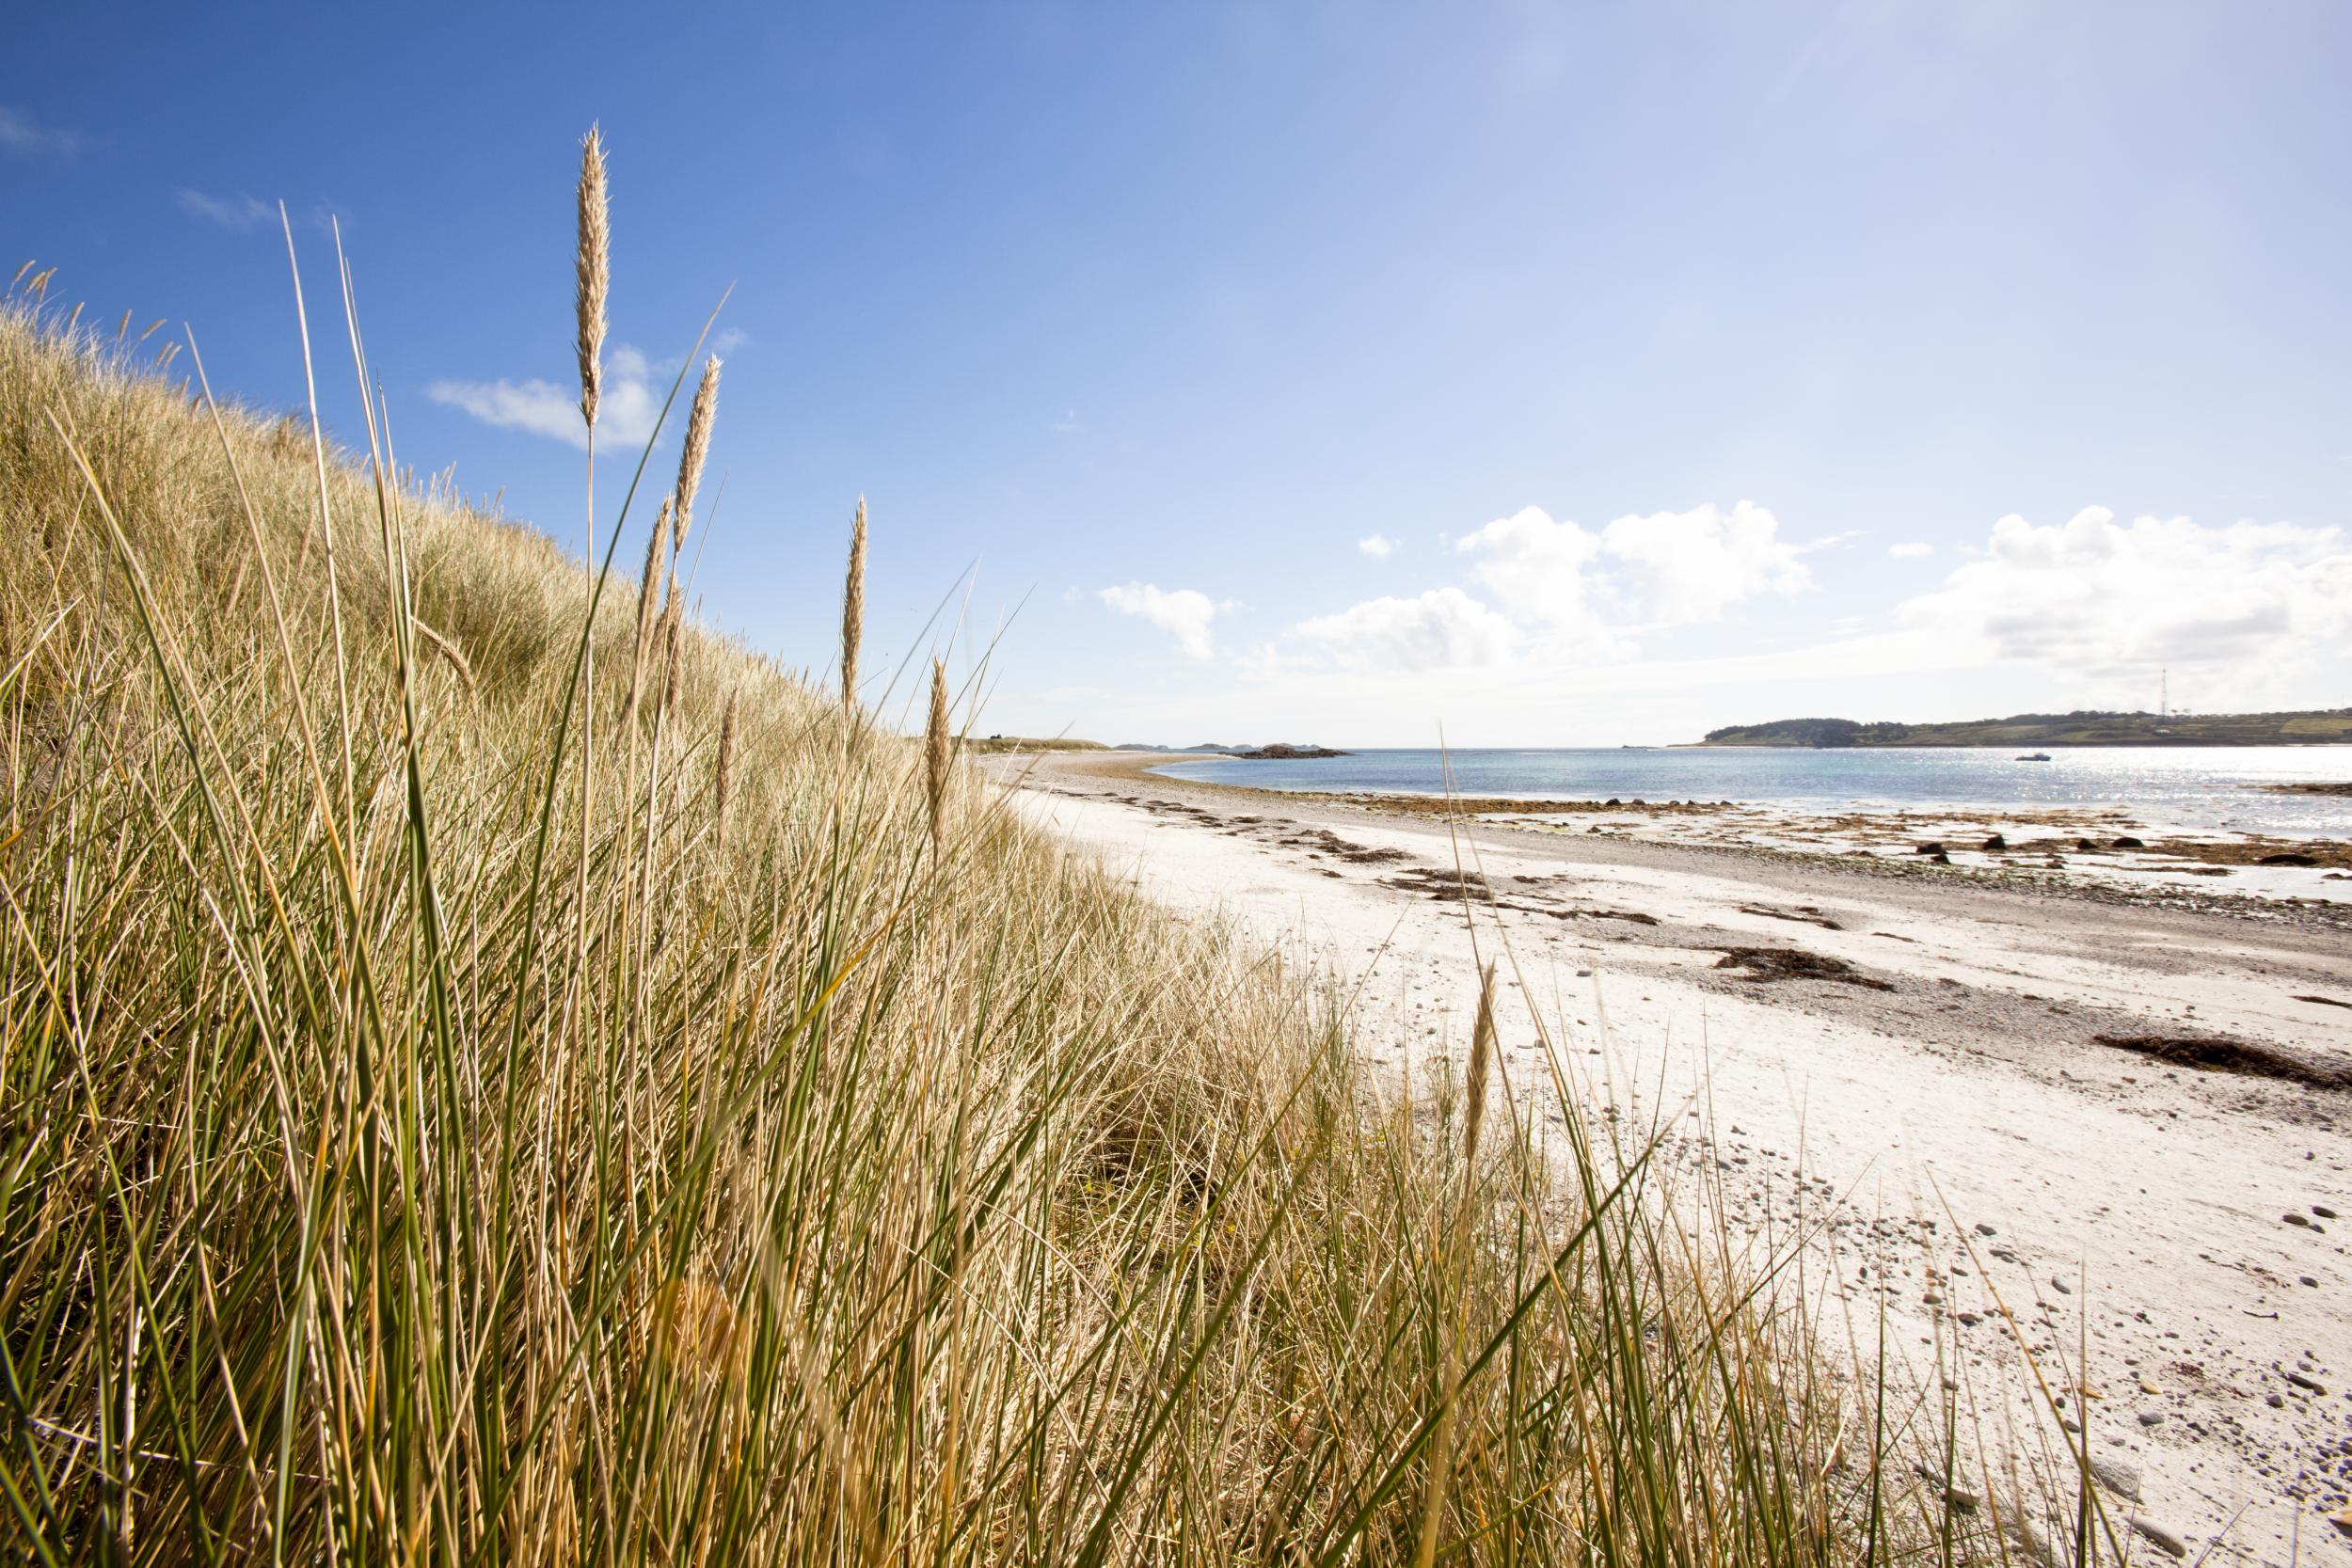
[1465,961,1497,1164]
[660,606,685,713]
[672,355,721,544]
[574,126,610,429]
[926,657,950,847]
[842,497,867,710]
[716,689,739,835]
[622,497,672,733]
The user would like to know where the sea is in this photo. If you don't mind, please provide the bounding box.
[1146,747,2352,838]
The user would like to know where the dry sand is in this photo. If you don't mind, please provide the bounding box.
[991,749,2352,1565]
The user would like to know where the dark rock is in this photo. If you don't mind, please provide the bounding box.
[2076,837,2098,851]
[1914,841,1946,855]
[1982,832,2007,850]
[2112,835,2146,849]
[2259,851,2320,866]
[1229,743,1351,760]
[2315,1205,2339,1218]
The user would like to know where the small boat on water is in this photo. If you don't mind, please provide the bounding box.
[2015,752,2052,762]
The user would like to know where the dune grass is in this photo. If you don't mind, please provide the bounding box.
[0,201,2097,1563]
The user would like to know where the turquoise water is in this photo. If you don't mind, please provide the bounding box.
[1148,747,2352,836]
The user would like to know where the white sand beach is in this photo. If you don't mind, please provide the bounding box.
[995,749,2352,1566]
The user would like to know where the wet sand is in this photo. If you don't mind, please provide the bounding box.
[991,749,2352,1564]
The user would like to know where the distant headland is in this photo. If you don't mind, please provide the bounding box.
[1696,708,2352,748]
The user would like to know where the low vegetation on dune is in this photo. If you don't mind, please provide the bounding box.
[0,150,2113,1564]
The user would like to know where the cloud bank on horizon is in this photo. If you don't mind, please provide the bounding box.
[1084,500,2351,744]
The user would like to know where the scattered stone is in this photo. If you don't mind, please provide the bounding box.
[2259,851,2321,866]
[2286,1212,2313,1227]
[1930,850,1950,864]
[2050,1276,2072,1295]
[2137,1410,2164,1426]
[1914,841,1946,856]
[1974,1223,1996,1237]
[1982,832,2007,851]
[2285,1371,2327,1394]
[2087,1455,2140,1500]
[2315,1204,2339,1218]
[2113,835,2147,849]
[2076,837,2098,851]
[2129,1517,2188,1559]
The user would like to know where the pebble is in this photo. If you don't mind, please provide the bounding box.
[2316,1204,2340,1219]
[2284,1212,2312,1227]
[2088,1455,2140,1500]
[2285,1371,2327,1394]
[2049,1276,2071,1294]
[2130,1518,2188,1559]
[2137,1410,2164,1426]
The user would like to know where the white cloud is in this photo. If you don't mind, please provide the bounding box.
[1100,582,1219,659]
[1357,533,1399,559]
[1455,505,1605,626]
[1888,541,1935,559]
[1294,587,1518,672]
[1899,506,2352,683]
[176,189,276,231]
[0,107,86,161]
[427,341,661,451]
[1454,499,1810,633]
[1598,500,1811,624]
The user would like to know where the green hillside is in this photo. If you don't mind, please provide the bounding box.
[1701,708,2352,748]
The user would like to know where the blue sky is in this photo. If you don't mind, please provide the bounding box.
[7,2,2349,744]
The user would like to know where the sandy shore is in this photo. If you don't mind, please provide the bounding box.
[990,749,2352,1564]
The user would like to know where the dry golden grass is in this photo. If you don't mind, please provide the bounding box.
[0,170,2114,1562]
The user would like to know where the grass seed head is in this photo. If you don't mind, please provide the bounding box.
[716,687,739,833]
[575,125,610,429]
[926,657,950,846]
[842,496,866,710]
[673,355,720,543]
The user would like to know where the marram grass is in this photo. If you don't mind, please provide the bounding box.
[0,226,2101,1563]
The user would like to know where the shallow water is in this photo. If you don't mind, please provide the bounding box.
[1149,747,2352,836]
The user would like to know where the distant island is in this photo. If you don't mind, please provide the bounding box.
[1104,742,1352,757]
[1698,708,2352,748]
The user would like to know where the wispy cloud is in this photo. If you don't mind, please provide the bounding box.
[175,189,276,231]
[427,343,662,451]
[1052,408,1083,436]
[0,107,87,162]
[1887,541,1934,559]
[1357,533,1398,558]
[176,188,347,236]
[1099,582,1219,659]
